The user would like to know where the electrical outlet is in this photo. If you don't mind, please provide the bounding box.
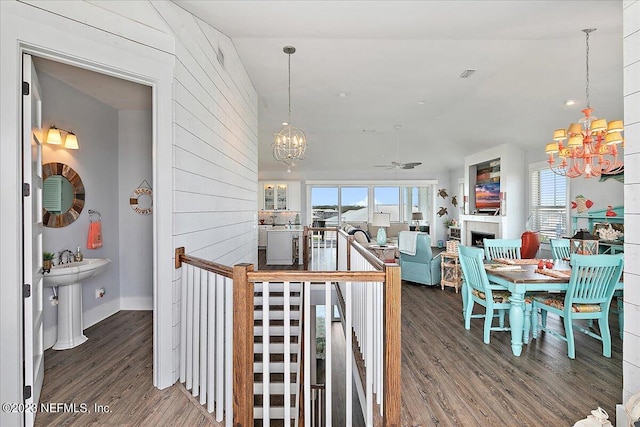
[95,288,105,299]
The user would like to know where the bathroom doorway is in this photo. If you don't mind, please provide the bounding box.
[28,53,154,402]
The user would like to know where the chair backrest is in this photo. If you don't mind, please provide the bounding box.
[458,245,490,293]
[399,232,432,262]
[566,254,624,306]
[483,238,522,261]
[550,238,570,260]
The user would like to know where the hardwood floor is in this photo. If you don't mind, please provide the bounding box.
[35,280,622,426]
[400,282,622,426]
[35,311,222,427]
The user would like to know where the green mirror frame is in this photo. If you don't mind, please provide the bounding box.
[42,162,85,228]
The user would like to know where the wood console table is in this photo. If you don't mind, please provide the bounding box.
[441,251,462,292]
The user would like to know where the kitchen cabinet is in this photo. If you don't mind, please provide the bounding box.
[259,181,302,211]
[258,225,270,248]
[261,183,288,210]
[266,227,303,265]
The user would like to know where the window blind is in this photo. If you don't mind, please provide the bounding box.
[530,168,567,243]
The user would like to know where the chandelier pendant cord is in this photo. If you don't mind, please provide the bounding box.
[288,52,292,124]
[584,28,593,109]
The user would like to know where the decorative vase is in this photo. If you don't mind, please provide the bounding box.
[43,259,52,271]
[521,231,540,259]
[376,227,387,246]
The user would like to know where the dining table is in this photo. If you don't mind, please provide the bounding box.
[483,259,624,357]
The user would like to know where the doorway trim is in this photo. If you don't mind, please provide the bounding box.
[1,8,175,421]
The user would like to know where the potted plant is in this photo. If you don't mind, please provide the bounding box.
[43,251,55,271]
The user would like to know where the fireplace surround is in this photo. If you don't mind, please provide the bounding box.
[470,231,496,248]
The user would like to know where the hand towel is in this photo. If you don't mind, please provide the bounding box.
[87,221,103,249]
[398,231,419,256]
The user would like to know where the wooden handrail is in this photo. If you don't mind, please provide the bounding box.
[174,244,401,427]
[248,270,385,282]
[174,247,233,277]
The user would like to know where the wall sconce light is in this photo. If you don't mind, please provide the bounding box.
[47,125,79,149]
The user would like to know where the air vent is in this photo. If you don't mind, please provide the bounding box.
[459,69,476,79]
[216,46,225,69]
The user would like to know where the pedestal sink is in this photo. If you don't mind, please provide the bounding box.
[43,258,111,350]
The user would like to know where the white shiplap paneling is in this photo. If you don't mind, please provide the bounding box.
[150,1,258,381]
[623,0,640,406]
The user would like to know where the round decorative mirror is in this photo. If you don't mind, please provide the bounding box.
[42,162,85,228]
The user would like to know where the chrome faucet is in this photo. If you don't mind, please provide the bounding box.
[58,249,75,265]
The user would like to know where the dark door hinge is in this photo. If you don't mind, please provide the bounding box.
[23,385,32,400]
[23,284,31,298]
[22,81,30,96]
[23,183,30,197]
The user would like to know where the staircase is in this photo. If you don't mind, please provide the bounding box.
[254,283,303,426]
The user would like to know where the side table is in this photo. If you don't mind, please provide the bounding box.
[441,251,462,292]
[368,245,397,263]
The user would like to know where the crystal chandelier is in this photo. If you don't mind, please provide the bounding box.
[545,29,624,178]
[273,46,307,166]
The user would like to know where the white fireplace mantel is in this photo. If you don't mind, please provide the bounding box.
[460,214,504,245]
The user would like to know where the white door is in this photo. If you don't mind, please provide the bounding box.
[22,53,44,427]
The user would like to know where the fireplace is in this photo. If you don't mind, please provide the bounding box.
[471,231,496,248]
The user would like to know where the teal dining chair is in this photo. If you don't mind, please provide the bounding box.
[459,245,513,344]
[531,254,624,359]
[550,238,570,260]
[483,238,522,261]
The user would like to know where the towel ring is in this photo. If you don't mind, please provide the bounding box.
[88,209,102,223]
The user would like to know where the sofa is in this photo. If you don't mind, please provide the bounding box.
[398,232,442,286]
[342,222,409,246]
[342,222,410,258]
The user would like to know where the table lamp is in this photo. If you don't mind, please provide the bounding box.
[411,212,424,231]
[372,212,391,246]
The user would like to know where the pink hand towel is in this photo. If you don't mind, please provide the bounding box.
[87,221,103,249]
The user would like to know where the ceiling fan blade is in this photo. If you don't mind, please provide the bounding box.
[402,162,422,167]
[391,161,402,166]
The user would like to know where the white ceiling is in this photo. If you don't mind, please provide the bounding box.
[174,0,625,176]
[32,57,152,111]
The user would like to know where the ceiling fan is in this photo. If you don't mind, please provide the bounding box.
[374,161,423,170]
[373,124,422,170]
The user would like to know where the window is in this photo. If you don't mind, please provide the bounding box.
[340,187,368,223]
[530,162,568,243]
[374,186,400,221]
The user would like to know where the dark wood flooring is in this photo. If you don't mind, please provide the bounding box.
[35,264,623,426]
[35,311,222,427]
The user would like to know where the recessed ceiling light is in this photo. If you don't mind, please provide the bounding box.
[282,122,289,126]
[565,99,577,106]
[417,101,425,105]
[338,92,347,98]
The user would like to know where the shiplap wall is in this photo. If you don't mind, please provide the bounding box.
[0,2,258,412]
[623,0,640,406]
[149,2,259,381]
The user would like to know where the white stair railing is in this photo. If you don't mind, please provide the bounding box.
[179,263,233,425]
[175,240,401,427]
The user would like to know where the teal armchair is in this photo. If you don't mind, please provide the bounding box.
[399,233,441,286]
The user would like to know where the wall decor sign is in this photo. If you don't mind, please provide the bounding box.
[130,179,153,215]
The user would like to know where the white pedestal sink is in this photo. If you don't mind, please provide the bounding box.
[43,258,111,350]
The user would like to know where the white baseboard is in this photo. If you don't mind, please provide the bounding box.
[43,296,152,350]
[44,326,58,350]
[617,404,627,427]
[120,296,153,311]
[84,298,120,330]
